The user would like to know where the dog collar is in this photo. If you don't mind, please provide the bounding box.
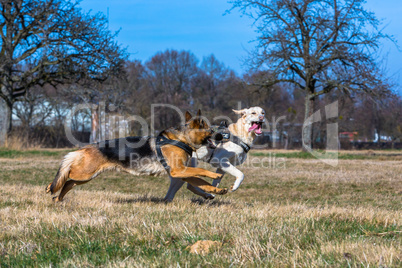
[155,134,194,171]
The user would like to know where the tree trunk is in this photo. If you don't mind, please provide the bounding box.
[0,98,11,146]
[302,93,315,152]
[376,129,382,149]
[90,107,99,143]
[7,102,12,133]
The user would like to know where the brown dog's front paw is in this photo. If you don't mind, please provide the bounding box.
[46,183,52,193]
[211,173,223,180]
[216,188,228,195]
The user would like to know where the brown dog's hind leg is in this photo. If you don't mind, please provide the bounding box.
[182,177,228,195]
[54,180,91,202]
[53,164,111,202]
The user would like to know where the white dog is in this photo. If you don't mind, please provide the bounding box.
[164,107,265,201]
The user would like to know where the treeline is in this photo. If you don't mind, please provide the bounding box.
[10,49,402,149]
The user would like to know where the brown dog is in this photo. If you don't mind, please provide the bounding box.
[46,110,227,201]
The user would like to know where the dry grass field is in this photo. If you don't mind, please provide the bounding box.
[0,148,401,267]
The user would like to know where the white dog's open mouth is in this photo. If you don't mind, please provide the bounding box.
[248,122,263,135]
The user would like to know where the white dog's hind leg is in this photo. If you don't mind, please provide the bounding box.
[164,176,185,202]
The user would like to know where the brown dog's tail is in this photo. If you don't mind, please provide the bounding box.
[46,150,82,194]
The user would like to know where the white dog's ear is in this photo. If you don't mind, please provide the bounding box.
[232,109,247,115]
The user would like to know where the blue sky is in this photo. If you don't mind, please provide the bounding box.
[78,0,402,95]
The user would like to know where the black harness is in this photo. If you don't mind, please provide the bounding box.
[155,133,194,171]
[232,135,251,153]
[206,129,251,163]
[212,126,251,154]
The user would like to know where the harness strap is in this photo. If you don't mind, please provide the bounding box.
[207,134,251,164]
[207,142,219,163]
[213,123,250,153]
[231,135,251,153]
[239,140,251,153]
[155,134,194,171]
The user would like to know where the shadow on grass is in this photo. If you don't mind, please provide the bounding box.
[114,195,232,206]
[190,197,232,207]
[116,195,167,204]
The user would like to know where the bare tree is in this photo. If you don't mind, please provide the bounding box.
[385,95,402,148]
[355,93,402,147]
[230,0,394,149]
[122,60,151,135]
[13,86,52,128]
[194,54,229,110]
[145,49,199,130]
[0,0,127,145]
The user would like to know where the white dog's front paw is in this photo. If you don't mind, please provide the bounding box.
[231,179,243,192]
[230,185,239,192]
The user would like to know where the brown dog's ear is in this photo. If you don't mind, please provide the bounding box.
[233,109,247,115]
[189,109,203,128]
[185,111,192,122]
